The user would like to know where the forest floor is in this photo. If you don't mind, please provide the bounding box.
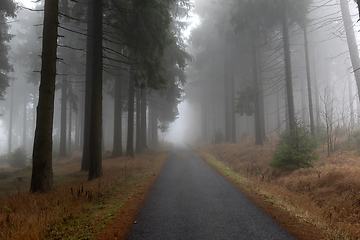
[194,140,360,240]
[0,144,169,240]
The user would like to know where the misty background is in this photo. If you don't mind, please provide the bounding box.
[1,0,360,156]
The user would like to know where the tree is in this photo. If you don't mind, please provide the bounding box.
[270,124,318,170]
[0,0,16,99]
[88,0,103,180]
[111,76,123,157]
[340,0,360,103]
[80,0,93,171]
[30,0,59,193]
[59,74,68,157]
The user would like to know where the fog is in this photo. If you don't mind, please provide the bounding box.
[0,0,360,158]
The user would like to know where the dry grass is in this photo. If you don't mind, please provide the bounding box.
[0,146,168,240]
[195,141,360,239]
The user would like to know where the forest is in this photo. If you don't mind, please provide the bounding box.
[1,0,360,238]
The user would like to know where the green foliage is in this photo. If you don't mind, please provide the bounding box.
[235,86,258,116]
[270,125,318,170]
[212,129,224,144]
[9,148,27,168]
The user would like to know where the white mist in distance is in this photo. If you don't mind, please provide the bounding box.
[165,101,188,143]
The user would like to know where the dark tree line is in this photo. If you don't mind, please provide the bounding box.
[0,0,191,192]
[186,0,360,148]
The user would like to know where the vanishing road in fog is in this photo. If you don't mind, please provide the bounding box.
[127,143,296,240]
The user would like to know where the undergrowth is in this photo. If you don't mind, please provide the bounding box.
[0,148,168,240]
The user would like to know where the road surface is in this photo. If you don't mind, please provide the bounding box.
[127,143,296,240]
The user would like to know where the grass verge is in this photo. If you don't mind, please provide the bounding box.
[194,142,360,240]
[0,147,168,240]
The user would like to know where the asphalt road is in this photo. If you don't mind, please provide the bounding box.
[127,143,296,240]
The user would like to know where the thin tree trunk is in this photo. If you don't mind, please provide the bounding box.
[252,33,263,146]
[201,98,208,141]
[349,74,355,129]
[88,0,103,180]
[230,62,236,143]
[68,82,72,154]
[282,4,296,131]
[141,87,148,148]
[59,76,67,157]
[304,24,315,136]
[30,0,58,193]
[224,57,230,142]
[8,83,13,154]
[313,55,320,128]
[126,72,135,157]
[111,78,123,157]
[340,0,360,103]
[23,93,27,152]
[136,88,141,153]
[152,104,158,146]
[81,0,93,171]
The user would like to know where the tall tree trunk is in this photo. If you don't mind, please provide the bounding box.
[88,0,103,180]
[313,53,321,128]
[255,43,266,141]
[126,72,135,157]
[149,102,158,147]
[81,0,93,171]
[224,58,231,142]
[201,97,208,141]
[136,88,141,153]
[152,104,158,146]
[276,91,281,135]
[32,91,36,139]
[230,63,236,143]
[282,4,296,131]
[23,93,27,152]
[111,78,123,157]
[141,87,148,148]
[30,0,58,193]
[68,82,72,154]
[252,33,263,146]
[8,82,13,154]
[340,0,360,103]
[349,74,355,129]
[59,76,68,157]
[304,24,315,136]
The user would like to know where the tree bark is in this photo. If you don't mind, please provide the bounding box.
[30,0,58,193]
[340,0,360,103]
[252,33,263,146]
[136,88,141,153]
[59,75,68,157]
[88,0,103,180]
[8,82,13,154]
[348,74,355,129]
[126,70,135,158]
[81,0,93,171]
[68,81,72,153]
[224,59,230,142]
[141,87,148,148]
[23,93,27,152]
[201,98,208,141]
[111,78,123,157]
[152,103,158,146]
[304,24,315,136]
[230,62,236,143]
[282,4,296,131]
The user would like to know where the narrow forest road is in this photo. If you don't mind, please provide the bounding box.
[127,143,296,240]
